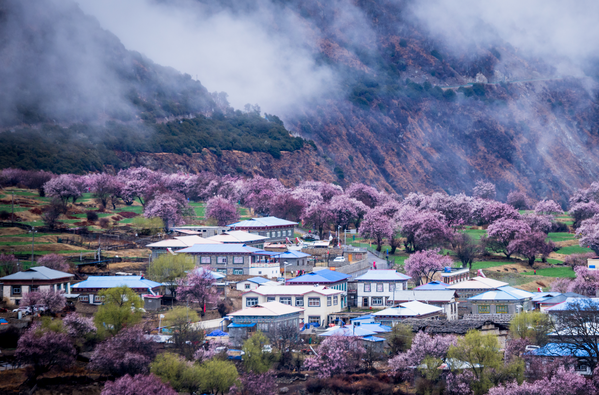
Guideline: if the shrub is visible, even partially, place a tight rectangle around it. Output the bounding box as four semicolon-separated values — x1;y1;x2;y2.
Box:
99;218;110;228
86;211;99;221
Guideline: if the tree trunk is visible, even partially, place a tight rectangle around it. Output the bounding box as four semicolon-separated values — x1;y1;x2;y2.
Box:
528;256;536;267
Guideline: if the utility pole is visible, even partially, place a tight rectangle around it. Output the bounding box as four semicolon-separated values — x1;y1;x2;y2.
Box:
11;191;14;222
30;227;36;266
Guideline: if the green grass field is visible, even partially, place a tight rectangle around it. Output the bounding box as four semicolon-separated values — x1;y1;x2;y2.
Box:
114;206;144;214
471;261;514;270
462;228;486;240
547;232;575;242
523;267;576;278
556;245;593;255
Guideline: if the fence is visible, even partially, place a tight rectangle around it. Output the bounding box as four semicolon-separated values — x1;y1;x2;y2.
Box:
57;237;137;251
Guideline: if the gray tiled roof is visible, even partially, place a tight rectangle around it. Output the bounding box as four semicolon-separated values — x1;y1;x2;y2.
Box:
0;266;74;281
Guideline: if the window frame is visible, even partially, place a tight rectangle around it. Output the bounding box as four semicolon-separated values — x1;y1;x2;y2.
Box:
200;256;211;264
376;283;383;292
308;316;320;324
333;295;338;306
496;305;509;314
280;296;292;305
233;256;244;264
327;296;332;306
79;295;89;302
364;283;371;292
11;286;21;295
217;256;227;264
371;297;384;306
245;284;251;290
295;297;304;307
478;305;490;314
308;297;321;307
246;297;259;307
233;268;243;275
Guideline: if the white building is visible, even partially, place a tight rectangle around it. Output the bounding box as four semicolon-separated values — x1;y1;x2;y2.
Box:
236;277;280;291
1;266;74;305
355;270;411;308
242;285;344;327
147;236;221;260
392;290;459;320
373;300;444;326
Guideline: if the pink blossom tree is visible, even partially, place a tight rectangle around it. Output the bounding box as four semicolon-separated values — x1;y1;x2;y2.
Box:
160;172;192;198
535;199;564;215
570;201;599;227
507;191;529;210
63;312;97;338
481;201;521;224
291;187;324;206
404;249;453;286
388;332;457;380
186;172;218;201
485;218;531;258
101;374;177;395
269;191;306;222
238;371;277;395
330;195;368;230
0;253;19;276
303;335;365;378
551;277;572;293
564;253;596;269
241;176;284;214
359;207;393;251
301;201;333;240
194;342;218;363
144;192;192;229
397;208;453;252
117;167;160;207
567;266;599;296
177;269;219;314
23;170;54;197
37;254;71;272
346;183;381;208
445;370;475;395
20;289;66;314
472;180;496;200
509;232;555;267
205;195;239;226
576;214;599;254
16;323;76;378
89;326;157;377
427;193;474;227
44;174;83;206
522;213;553;234
487;366;593;395
299;181;343;202
86;173;119;207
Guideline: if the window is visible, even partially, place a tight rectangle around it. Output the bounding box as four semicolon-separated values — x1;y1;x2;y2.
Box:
245;284;251;290
233;269;243;275
308;297;321;307
11;286;21;295
478;305;490;314
295;297;304;307
233;256;244;264
327;296;332;306
217;256;227;264
280;297;292;305
288;230;292;236
308;316;320;324
496;305;509;314
389;283;395;292
371;297;383;306
333;296;338;305
364;283;371;292
30;285;39;292
258;323;269;331
200;257;211;264
277;231;281;237
267;296;276;302
79;295;89;302
246;297;259;306
94;295;105;303
376;283;383;292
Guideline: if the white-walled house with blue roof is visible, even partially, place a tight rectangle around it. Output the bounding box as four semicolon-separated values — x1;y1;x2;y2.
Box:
176;243;280;278
355;270;411;308
236;277;280;291
285;269;350;308
468;286;534;316
1;266;74;305
228;216;297;243
276;250;313;272
71;276;164;305
373;300;444;326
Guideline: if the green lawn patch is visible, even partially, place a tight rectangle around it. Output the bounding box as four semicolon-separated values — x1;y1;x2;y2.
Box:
547;232;575;242
471;261;514;270
523;267;576;278
114;206;144;214
556;245;593;255
0;241;51;246
462;228;486;240
189;202;206;217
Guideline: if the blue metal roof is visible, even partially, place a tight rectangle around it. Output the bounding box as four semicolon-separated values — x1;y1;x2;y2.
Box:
414;281;449;290
320;326;377;337
350;314;374;322
546;297;599;311
285;269;350;284
72;276;163;290
247;277;270;284
542;293;588;306
228;323;257;328
530;343;597;358
362;335;385;342
277;250;312;259
177;244;253;254
229;216;297;228
468;286;533;301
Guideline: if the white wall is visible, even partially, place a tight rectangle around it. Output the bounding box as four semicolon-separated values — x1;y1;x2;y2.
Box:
3;282;70;304
236;281;261;291
248;266;279;278
356;281;408;308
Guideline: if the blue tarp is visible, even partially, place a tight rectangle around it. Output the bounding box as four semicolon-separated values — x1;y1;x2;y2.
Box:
228;323;256;328
207;330;228;337
301;322;320;331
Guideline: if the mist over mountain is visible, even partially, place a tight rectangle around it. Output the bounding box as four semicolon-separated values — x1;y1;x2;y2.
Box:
3;0;599;205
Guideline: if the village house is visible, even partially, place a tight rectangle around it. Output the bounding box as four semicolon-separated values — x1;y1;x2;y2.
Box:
242;285;343;327
176;243;280;278
206;230;268;247
536;292;588;311
447;276;508;301
235;277;280;291
0;266;74;305
147;236;222;261
170;225;230;237
354;270;411;308
528;343;594;376
392;290;459;320
276;250;313;273
468;286;533;316
228;216;297;243
437;267;470;285
372;300;444;326
285;269;351;308
413;281;450;290
227;301;303;347
71;275;164;305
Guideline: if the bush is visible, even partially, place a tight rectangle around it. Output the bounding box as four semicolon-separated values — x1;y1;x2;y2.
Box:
99;218;110;228
86;211;99;221
0;210;9;220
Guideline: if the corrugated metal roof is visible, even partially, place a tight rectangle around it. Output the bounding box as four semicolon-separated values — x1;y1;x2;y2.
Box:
247;277;270;284
0;266;74;281
447;276;508;290
228;301;303;317
147;236;220;248
177;243;253;254
244;285;342;296
545;297;599;311
277;250;312;258
207;231;268;243
541;293;587;305
72;276;163;289
468;286;533;301
531;343;597;358
228;216;297;228
414;281;450;290
392;290;457;303
285;269;350;284
373;301;443;317
355;270;411;281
